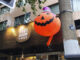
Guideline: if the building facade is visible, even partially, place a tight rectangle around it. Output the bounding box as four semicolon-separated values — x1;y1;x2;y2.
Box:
0;0;80;60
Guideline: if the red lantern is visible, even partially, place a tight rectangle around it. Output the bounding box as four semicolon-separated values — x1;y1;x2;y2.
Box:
34;12;61;46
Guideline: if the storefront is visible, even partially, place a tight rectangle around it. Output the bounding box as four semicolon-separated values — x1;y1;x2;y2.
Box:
0;0;65;60
0;20;63;60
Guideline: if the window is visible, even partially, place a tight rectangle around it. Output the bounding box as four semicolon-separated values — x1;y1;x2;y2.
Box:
14;12;31;27
71;0;80;12
0;20;7;31
0;6;10;15
49;3;60;14
74;19;80;29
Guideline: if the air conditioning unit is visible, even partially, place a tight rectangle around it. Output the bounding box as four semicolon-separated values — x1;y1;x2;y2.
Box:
0;0;16;9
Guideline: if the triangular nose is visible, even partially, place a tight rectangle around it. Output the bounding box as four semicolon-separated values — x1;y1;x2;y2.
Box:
41;16;45;20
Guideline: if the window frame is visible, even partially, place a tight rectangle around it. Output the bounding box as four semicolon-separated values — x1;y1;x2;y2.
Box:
0;6;10;15
0;20;7;31
49;3;60;15
14;12;31;27
74;19;80;30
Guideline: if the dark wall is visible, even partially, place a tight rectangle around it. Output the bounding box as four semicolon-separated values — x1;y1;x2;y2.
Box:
48;55;58;60
0;22;63;55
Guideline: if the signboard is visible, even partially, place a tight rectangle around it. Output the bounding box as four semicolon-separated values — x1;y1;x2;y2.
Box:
18;28;28;40
0;0;16;9
16;25;31;43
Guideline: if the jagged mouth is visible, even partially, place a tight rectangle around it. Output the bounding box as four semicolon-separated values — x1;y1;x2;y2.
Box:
35;17;54;26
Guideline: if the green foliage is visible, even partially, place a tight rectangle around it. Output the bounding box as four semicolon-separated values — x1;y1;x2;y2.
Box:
16;0;46;15
22;7;26;12
16;0;25;7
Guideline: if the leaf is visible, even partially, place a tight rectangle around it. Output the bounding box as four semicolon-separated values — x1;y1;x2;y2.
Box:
39;5;42;9
16;0;46;15
22;7;26;12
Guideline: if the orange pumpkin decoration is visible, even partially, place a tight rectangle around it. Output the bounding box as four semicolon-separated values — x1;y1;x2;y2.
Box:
34;12;61;46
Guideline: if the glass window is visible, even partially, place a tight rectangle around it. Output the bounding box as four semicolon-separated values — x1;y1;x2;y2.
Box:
14;12;31;27
71;0;80;12
0;20;7;31
74;19;80;29
49;3;60;14
0;6;10;15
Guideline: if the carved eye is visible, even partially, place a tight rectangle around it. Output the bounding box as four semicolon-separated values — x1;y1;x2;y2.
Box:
41;16;45;20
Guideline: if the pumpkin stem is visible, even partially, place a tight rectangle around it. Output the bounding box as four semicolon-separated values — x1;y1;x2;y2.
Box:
46;35;53;47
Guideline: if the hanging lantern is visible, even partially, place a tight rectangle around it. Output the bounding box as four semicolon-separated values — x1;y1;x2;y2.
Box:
34;12;61;46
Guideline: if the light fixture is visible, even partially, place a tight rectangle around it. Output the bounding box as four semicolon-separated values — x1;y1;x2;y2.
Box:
6;27;16;36
19;25;25;32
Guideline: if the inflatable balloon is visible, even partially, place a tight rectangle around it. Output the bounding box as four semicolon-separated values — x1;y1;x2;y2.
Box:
34;11;61;46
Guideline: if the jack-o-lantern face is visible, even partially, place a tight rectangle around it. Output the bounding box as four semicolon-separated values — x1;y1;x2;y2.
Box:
35;12;54;26
34;12;61;46
34;12;61;37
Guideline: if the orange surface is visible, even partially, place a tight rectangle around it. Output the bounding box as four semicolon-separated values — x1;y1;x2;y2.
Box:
34;12;61;46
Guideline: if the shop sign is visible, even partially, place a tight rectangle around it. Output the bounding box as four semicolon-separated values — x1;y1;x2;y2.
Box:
16;25;31;43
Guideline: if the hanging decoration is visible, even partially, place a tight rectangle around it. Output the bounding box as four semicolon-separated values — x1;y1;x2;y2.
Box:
43;6;52;12
16;0;46;14
34;7;61;46
43;7;56;17
0;0;46;14
0;0;16;9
